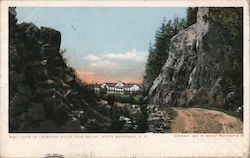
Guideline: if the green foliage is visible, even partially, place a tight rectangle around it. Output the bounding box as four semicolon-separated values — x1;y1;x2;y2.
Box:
133;95;144;105
185;7;244;113
208;8;243;111
100;93;144;105
135;104;148;132
186;7;198;26
107;94;116;106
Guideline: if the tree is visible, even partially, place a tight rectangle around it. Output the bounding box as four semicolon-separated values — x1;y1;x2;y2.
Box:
208;8;243;111
107;94;116;106
173;17;186;34
143;17;187;96
186;7;198;27
143;43;156;95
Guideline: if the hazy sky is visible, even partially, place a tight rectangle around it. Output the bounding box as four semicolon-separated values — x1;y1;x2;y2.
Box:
16;7;187;83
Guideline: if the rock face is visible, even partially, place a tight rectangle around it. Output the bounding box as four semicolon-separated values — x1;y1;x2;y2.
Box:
146;104;171;132
9;8;112;132
148;8;241;107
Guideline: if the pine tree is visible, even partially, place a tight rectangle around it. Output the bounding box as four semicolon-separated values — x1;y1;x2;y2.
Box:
143;43;155;95
186;7;198;27
143;17;187;96
173;17;187;34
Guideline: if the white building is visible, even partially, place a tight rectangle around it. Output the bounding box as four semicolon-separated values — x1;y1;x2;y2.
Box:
93;81;141;95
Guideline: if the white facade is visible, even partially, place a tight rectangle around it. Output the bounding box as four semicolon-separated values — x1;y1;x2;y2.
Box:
94;81;141;94
115;81;124;88
130;85;140;92
101;83;108;89
94;87;100;91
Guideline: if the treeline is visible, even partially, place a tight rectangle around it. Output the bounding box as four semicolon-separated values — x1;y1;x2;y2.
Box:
143;7;198;95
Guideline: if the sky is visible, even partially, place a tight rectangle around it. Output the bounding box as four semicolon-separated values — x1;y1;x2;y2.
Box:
16;7;187;84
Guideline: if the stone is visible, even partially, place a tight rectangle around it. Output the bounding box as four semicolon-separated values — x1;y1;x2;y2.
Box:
61;80;70;88
32;87;45;100
224;91;242;111
61;118;82;132
121;123;132;132
27;103;46;121
9;7;17;26
9;115;21;131
9;71;24;83
39;119;59;132
147;116;161;122
10;93;30;115
46;79;55;85
41;59;47;66
64;74;74;83
51;101;69;125
80;125;88;132
119;116;131;124
40;27;61;49
9;7;17;17
17;84;32;97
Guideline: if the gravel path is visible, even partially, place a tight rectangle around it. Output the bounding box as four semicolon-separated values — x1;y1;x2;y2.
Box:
170;108;243;133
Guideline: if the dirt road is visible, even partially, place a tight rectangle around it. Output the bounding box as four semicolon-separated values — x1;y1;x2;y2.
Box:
170;108;243;133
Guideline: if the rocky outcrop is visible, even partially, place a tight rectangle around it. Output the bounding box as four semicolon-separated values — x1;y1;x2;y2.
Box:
97;100;171;133
146;104;171;132
9;8;112;132
148;8;242;108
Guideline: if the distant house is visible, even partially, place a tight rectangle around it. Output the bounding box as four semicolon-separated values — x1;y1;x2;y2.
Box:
92;81;141;95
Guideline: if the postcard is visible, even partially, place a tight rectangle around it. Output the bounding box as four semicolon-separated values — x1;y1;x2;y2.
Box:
1;0;249;157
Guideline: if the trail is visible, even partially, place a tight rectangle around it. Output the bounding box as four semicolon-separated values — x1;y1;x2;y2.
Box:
170;108;243;133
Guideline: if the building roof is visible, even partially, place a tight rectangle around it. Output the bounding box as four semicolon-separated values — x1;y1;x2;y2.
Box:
106;83;116;87
91;81;142;89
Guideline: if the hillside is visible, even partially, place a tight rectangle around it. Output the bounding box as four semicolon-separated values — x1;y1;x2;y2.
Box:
170;108;243;133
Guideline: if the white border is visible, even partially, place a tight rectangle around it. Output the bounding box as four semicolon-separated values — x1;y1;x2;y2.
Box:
1;1;249;158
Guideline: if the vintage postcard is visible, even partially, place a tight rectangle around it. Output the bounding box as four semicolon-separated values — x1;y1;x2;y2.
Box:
1;0;250;157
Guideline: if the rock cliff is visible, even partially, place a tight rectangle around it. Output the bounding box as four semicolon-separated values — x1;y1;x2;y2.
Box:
9;8;112;132
148;8;242;108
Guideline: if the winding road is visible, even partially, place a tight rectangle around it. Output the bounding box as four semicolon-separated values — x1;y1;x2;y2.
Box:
170;108;243;133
